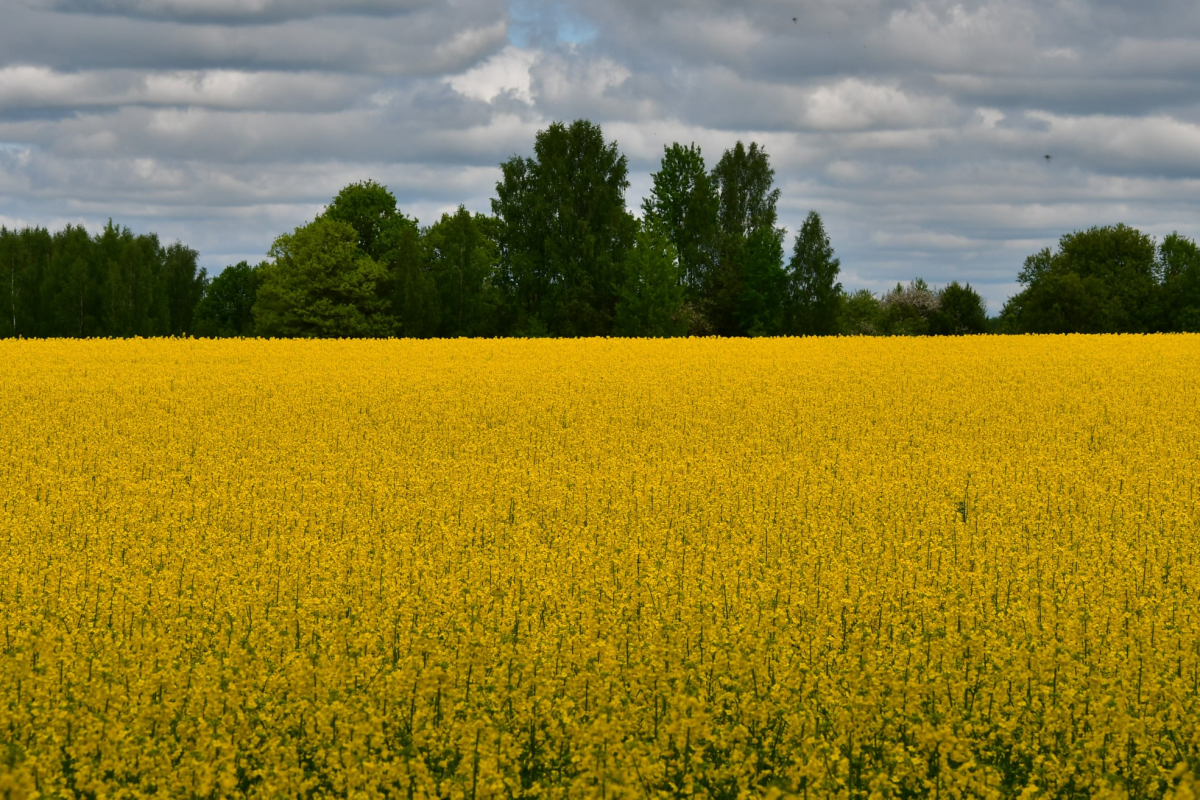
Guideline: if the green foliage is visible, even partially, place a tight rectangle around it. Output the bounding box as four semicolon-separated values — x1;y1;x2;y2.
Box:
709;141;783;336
785;211;842;336
643;143;719;301
14;118;1197;341
880;279;939;336
424;207;501;337
1158;232;1200;332
838;289;883;336
1005;224;1160;333
254;217;392;338
492;119;636;337
324;180;406;264
193;261;263;337
0;221;206;338
614;222;686;337
389;219;439;338
736;226;787;337
930;282;988;335
163;243;207;336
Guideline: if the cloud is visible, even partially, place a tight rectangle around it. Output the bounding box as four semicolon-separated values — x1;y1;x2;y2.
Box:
35;0;433;24
1;0;1199;313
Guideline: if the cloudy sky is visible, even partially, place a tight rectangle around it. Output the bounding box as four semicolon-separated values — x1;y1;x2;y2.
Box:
3;0;1199;310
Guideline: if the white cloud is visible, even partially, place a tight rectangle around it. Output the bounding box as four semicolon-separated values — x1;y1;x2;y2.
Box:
448;45;538;104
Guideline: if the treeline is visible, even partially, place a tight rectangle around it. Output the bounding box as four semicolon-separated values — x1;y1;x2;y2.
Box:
4;119;1199;339
0;222;206;338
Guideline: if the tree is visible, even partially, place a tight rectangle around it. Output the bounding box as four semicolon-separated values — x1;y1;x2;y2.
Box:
930;281;987;335
880;279;939;336
424;207;501;337
163;242;207;336
389;218;440;338
47;225;103;337
493;119;636;336
785;211;842;336
254;217;392;338
324;180;405;264
194;261;262;337
643;143;719;304
709;141;783;335
95;221;170;337
736;226;787;336
323;180;438;337
1004;224;1159;333
838;289;883;335
614;221;686;337
1;226;51;337
1158;232;1200;332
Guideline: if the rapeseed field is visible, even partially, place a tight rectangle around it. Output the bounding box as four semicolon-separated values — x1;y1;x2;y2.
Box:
1;337;1198;799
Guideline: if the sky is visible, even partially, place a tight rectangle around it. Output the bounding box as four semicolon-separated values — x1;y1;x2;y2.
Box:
2;0;1200;311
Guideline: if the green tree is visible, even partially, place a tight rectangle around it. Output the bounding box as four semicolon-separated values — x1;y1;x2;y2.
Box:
1;227;52;337
784;211;842;336
389;219;439;338
324;180;405;264
736;226;786;336
1158;232;1200;332
709;141;782;335
1002;272;1111;333
47;225;103;337
614;221;686;337
424;207;501;337
254;217;392;338
194;261;263;337
880;279;938;336
96;221;170;337
323;180;438;337
837;289;883;335
1004;224;1160;333
642;143;719;304
163;243;207;336
493;120;636;336
929;281;987;335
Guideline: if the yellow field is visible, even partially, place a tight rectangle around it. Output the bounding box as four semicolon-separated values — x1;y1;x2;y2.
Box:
1;337;1198;799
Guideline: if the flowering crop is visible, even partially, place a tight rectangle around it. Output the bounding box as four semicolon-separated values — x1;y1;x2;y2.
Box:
1;337;1198;799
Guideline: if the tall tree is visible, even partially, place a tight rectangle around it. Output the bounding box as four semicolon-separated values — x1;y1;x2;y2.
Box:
642;143;719;305
614;221;686;337
784;211;842;336
163;242;207;336
323;180;437;336
709;141;783;335
424;207;501;337
492;120;636;336
0;227;52;337
736;226;787;336
194;261;263;337
47;225;102;337
254;217;392;338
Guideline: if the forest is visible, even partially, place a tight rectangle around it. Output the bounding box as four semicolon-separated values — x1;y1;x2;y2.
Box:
3;119;1199;339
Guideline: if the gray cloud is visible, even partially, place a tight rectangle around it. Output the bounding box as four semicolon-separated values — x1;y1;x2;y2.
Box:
2;0;1199;312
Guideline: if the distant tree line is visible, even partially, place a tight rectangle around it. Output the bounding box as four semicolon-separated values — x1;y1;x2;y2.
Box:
4;119;1199;339
0;222;206;338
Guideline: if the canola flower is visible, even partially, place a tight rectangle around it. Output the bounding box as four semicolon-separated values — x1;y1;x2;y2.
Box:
0;336;1198;799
